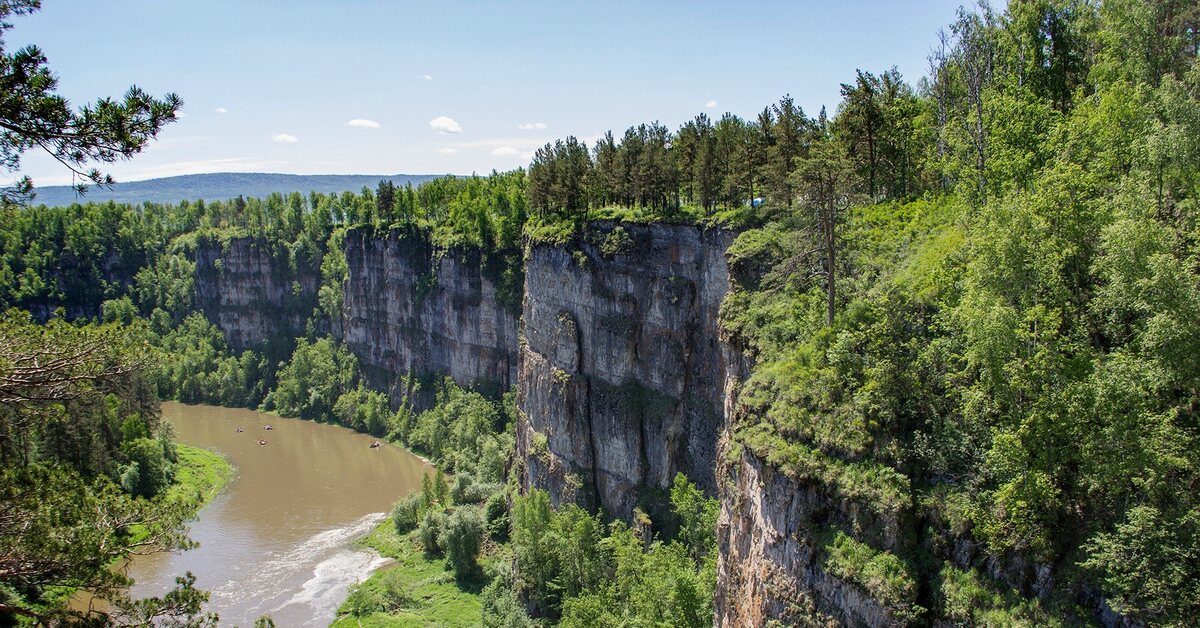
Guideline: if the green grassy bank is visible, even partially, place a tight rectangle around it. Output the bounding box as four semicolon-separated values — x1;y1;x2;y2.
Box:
167;444;236;508
331;521;501;627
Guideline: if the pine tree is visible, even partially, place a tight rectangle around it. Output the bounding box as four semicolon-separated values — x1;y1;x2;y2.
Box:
0;1;181;204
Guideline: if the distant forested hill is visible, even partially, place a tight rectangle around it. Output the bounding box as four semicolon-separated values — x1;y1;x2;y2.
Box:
32;172;446;207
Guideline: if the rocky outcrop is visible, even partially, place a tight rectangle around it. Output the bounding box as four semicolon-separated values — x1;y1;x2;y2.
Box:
192;237;319;351
716;447;900;627
341;226;519;403
515;222;737;519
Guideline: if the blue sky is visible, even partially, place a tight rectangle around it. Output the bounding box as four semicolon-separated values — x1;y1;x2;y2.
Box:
10;1;967;185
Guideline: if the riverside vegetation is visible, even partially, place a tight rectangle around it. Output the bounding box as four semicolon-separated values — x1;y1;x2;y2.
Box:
3;0;1200;625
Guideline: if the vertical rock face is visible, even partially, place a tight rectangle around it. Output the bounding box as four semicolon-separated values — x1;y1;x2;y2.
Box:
341;227;520;402
715;448;900;627
515;222;737;519
192;238;319;351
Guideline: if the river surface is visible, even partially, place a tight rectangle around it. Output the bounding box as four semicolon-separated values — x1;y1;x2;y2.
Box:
128;402;429;627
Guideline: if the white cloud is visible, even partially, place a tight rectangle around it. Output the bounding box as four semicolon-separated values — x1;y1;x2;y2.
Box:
492;146;520;156
429;116;463;134
438;147;457;154
175;111;190;119
215;107;228;114
346;118;381;128
420;74;433;81
705;100;718;108
517;122;548;131
271;133;299;143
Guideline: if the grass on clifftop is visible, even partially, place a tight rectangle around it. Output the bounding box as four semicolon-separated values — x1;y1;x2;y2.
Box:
331;520;501;627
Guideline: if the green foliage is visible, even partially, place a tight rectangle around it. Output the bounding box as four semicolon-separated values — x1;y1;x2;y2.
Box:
261;336;359;421
434;467;450;507
335;522;488;627
480;577;533;628
407;379;510;484
0;1;181;203
5;2;1200;624
556;525;714;628
711;4;1200;623
167;444;234;507
439;506;485;580
341;568;414;617
317;227;349;324
101;296;138;325
419;508;447;556
0;313;220;624
151;312;267;407
134;252;196;321
821;529;922;621
510;489;558;613
120;437;174;498
669;472;719;561
935;562;1058;627
333;384;395;436
598;226;633;257
1081;505;1200;624
484;491;510;541
511;486;716;624
392;493;424;534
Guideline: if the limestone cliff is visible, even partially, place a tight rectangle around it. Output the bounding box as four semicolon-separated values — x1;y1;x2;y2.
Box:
190;223;1126;627
715;445;905;627
192;237;319;351
341;226;519;403
514;222;737;519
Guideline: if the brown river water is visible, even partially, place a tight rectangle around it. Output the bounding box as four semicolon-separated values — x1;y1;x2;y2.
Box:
126;402;429;626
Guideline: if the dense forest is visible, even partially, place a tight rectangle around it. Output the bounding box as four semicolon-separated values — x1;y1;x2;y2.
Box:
3;0;1200;625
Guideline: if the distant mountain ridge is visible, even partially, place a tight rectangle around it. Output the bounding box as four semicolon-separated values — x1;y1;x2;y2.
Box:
31;172;448;207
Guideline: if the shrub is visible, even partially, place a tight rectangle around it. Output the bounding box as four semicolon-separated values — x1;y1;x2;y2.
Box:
481;576;533;628
418;508;447;555
392;493;423;534
120;437;173;498
440;506;486;580
342;569;413;616
450;474;473;504
822;529;922;621
485;492;511;541
600;226;633;257
454;476;500;505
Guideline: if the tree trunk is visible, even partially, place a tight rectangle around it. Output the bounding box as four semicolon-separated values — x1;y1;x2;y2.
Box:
826;202;836;327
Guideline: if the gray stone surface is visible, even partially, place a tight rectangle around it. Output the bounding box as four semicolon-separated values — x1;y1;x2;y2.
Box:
515;222;738;519
192;238;319;351
342;227;519;403
715;447;901;627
